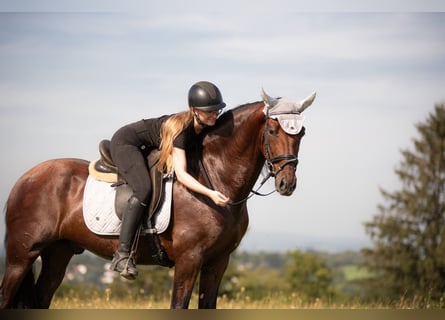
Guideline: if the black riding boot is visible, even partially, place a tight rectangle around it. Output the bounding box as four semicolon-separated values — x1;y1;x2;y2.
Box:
110;195;145;280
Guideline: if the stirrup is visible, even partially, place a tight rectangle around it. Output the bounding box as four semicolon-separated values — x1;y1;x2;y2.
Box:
110;252;138;280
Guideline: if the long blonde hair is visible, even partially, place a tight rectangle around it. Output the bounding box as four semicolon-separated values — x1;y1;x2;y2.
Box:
157;110;194;172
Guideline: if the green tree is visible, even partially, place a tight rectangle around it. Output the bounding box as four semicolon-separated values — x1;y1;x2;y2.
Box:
363;104;445;302
285;249;336;301
220;252;287;301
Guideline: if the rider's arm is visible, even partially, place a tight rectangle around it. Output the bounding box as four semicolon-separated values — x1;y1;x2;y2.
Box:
171;147;229;206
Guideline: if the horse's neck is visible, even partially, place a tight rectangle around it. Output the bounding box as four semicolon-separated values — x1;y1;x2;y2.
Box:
203;103;266;200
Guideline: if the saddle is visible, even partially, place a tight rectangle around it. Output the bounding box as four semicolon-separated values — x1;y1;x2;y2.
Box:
88;140;174;268
93;139;165;221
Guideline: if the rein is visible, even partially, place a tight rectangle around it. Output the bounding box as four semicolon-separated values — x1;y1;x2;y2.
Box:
198;158;276;206
198;114;299;207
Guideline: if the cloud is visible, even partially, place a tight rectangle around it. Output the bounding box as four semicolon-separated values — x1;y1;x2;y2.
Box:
1;10;444;251
186;13;445;66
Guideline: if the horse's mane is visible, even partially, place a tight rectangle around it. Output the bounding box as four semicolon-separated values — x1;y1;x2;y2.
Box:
203;101;263;139
197;100;265;170
191;100;266;194
222;100;262;119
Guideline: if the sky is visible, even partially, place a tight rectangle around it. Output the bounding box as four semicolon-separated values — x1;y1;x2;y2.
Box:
1;1;445;252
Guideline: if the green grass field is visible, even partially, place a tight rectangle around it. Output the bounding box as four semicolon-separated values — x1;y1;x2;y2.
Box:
50;290;441;309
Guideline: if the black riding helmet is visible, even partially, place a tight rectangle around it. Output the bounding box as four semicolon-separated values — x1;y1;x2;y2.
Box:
188;81;226;111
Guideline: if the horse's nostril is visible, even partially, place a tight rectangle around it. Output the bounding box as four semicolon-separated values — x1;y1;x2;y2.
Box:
277;178;289;192
279;179;287;190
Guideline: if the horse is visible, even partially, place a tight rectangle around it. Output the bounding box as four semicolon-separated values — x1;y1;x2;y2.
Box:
0;89;315;309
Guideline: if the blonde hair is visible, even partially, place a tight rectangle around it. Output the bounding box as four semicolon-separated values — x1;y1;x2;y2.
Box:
157;110;194;172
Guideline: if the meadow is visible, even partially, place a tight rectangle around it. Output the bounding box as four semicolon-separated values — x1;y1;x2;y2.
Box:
50;289;442;309
2;251;444;310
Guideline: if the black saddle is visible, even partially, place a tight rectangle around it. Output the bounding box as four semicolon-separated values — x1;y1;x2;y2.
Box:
95;139;165;221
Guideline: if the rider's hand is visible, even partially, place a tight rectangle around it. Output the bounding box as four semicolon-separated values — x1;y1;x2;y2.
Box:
209;190;230;207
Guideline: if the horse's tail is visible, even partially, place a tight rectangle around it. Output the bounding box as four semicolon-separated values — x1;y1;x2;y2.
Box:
3;200;8;253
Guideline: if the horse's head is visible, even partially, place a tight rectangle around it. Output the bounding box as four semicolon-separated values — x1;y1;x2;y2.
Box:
260;89;316;196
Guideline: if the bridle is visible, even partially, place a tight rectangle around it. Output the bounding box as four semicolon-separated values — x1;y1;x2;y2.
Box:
197;112;303;206
230;117;300;203
262;117;299;178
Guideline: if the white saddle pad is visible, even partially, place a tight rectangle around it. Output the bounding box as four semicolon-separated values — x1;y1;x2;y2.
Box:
83;175;173;235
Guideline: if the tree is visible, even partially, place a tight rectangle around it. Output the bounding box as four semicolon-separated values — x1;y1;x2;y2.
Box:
219;252;288;301
363;104;445;302
285;249;336;301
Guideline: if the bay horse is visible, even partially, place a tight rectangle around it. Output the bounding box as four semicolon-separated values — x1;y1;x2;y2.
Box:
0;89;315;309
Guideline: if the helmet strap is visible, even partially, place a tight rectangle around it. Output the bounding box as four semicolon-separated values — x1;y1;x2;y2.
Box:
193;112;207;128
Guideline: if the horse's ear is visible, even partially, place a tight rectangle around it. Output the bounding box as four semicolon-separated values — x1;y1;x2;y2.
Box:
297;91;316;113
261;88;278;108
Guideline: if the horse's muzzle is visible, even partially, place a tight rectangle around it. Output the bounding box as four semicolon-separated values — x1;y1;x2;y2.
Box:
275;172;297;196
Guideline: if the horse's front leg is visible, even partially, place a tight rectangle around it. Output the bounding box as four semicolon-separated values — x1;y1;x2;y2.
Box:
198;254;230;309
170;251;203;309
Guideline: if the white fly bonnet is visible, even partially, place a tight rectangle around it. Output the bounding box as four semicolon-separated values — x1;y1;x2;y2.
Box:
261;89;316;135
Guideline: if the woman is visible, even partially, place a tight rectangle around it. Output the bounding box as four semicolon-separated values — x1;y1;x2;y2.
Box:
109;81;230;279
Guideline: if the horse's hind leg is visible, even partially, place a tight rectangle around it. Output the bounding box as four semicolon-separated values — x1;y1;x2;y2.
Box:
35;240;81;308
0;253;39;309
12;268;38;308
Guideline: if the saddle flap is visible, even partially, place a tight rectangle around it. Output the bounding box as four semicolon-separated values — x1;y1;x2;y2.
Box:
83;175;173;236
147;149;163;218
114;149;165;221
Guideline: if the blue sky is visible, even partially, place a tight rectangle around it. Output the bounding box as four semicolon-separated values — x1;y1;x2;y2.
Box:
1;2;445;252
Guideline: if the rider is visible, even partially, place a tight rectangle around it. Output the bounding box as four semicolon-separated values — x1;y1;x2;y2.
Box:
109;81;230;279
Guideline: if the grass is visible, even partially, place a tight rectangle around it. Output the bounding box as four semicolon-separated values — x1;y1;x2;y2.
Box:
50;290;443;309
